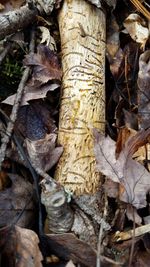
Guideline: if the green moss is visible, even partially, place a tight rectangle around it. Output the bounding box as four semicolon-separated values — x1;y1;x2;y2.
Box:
2;57;23;85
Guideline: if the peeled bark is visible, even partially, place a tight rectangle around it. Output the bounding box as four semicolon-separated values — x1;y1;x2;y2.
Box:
55;0;106;195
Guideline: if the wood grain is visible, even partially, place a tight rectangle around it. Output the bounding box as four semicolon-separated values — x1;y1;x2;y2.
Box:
55;0;106;195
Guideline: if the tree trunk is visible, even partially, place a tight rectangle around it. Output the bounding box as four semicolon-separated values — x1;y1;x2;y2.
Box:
55;0;106;195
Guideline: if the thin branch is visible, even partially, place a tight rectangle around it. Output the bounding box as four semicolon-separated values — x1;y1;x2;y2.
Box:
0;42;11;64
96;193;108;267
0;3;37;41
0;29;35;169
0;0;57;41
128;207;135;267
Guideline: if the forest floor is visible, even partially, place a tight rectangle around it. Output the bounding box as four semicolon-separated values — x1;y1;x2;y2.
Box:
0;0;150;266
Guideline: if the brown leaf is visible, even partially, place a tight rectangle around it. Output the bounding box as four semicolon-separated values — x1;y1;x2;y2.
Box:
94;129;150;209
116;127;149;168
0;225;42;267
106;14;120;59
133;250;150;267
138;50;150;130
116;127;136;158
26;133;63;172
126;204;142;225
0;0;25;13
123;109;138;130
109;48;124;79
3;83;59;106
104;179;119;198
93;130;122;183
0;171;10;191
0;174;35;228
3;45;62;106
24;44;62;85
16;226;43;267
45;233;96;267
123;14;149;48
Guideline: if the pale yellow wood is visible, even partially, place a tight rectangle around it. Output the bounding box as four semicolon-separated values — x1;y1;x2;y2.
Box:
55;0;106;195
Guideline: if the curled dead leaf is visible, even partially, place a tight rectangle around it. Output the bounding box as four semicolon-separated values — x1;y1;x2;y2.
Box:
0;225;43;267
26;133;63;172
123;14;149;49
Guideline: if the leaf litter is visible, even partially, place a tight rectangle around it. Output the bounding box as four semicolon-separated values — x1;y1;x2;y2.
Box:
1;0;150;266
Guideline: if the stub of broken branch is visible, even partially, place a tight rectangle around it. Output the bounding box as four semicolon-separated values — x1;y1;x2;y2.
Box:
55;0;106;195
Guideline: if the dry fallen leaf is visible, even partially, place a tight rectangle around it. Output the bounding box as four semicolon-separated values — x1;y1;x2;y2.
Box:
2;44;62;106
106;14;120;59
0;225;43;267
39;26;57;51
3;83;59;106
126;204;142;225
16;226;43;267
94;128;150;209
115;127;137;158
0;174;35;228
65;260;76;267
0;3;5;11
0;0;25;13
87;0;116;8
26;133;63;172
45;233;96;266
24;44;62;85
0;171;10;191
123;14;149;49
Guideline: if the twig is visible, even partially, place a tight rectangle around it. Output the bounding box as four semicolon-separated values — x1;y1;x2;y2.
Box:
128;207;135;267
0;108;44;235
96;193;108;267
0;29;35;169
0;0;57;41
0;42;11;64
0;3;37;41
113;223;150;242
130;0;150;21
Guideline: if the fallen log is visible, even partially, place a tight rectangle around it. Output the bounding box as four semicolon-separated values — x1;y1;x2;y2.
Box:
55;0;106;195
41;0;109;252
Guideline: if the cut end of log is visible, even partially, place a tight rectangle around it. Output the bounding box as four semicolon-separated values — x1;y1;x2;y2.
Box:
55;0;106;195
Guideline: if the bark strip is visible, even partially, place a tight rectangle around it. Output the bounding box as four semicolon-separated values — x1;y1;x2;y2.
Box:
55;0;106;195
